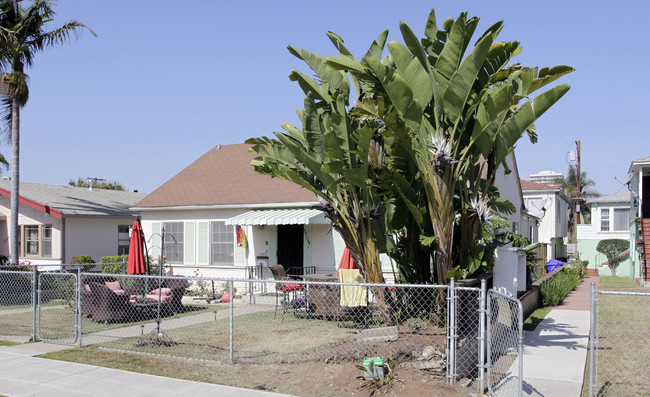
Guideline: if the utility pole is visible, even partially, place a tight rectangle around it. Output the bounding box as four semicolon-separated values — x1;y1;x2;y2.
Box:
576;140;581;211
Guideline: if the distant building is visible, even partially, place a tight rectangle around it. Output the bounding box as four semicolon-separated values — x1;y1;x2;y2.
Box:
529;170;563;187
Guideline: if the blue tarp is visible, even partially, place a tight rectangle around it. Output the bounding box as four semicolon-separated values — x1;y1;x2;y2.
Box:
546;259;566;273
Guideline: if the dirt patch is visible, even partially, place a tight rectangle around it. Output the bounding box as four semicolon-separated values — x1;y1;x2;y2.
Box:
45;343;477;396
235;361;472;397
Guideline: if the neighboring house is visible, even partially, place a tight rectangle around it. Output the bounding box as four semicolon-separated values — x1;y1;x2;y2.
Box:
576;191;632;278
521;179;569;263
625;156;650;284
133;144;534;291
492;154;538;295
0;181;146;265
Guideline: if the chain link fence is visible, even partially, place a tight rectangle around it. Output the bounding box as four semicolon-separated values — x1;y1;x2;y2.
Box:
0;268;528;394
486;289;523;397
0;269;36;339
589;288;650;396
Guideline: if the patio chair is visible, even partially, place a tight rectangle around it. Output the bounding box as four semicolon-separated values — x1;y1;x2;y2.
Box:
145;277;189;315
86;282;137;323
269;265;305;320
337;269;370;327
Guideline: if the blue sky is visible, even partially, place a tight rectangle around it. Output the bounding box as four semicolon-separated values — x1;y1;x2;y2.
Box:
3;1;649;195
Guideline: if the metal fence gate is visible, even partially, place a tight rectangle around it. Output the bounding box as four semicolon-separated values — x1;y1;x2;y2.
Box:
588;286;650;396
486;289;523;397
37;272;79;344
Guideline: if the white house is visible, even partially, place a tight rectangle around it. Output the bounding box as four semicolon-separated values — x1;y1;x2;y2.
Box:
0;181;146;265
132;143;345;279
133;144;533;293
521;179;569;263
491;154;538;295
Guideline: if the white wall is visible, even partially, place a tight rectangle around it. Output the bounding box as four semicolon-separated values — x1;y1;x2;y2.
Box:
64;216;135;264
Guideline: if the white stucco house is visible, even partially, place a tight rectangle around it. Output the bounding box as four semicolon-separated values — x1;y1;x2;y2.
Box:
0;181;146;265
132;143;346;279
521;179;569;263
133;144;534;295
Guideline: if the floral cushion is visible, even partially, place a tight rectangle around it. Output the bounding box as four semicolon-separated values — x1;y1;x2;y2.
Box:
145;294;172;302
104;281;122;291
148;288;173;296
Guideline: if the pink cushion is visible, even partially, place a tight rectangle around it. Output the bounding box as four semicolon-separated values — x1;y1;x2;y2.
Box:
146;294;172;302
84;284;91;292
112;289;125;296
148;288;172;296
104;281;121;291
220;293;230;303
283;283;303;291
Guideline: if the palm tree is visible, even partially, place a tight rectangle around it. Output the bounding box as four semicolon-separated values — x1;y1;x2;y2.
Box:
0;0;94;263
552;165;599;240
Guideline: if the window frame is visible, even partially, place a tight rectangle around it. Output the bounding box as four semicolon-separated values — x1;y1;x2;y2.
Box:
210;221;234;266
118;225;130;256
600;208;610;232
162;222;184;264
20;225;53;258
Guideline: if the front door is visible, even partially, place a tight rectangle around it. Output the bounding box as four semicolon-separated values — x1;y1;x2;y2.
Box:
277;224;304;276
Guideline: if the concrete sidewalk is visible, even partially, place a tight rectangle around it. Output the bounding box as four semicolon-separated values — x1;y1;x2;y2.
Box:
521;275;598;396
0;342;293;397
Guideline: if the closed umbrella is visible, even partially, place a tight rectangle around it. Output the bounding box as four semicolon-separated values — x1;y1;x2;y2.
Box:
337;246;357;276
127;219;147;275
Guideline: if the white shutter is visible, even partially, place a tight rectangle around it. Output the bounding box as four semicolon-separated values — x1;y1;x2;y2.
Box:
198;221;209;265
184;222;195;265
151;223;161;262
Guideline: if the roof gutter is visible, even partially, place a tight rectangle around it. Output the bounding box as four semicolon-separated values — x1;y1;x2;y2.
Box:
131;201;320;212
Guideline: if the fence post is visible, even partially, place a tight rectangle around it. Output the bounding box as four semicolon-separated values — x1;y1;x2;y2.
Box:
588;281;596;397
478;279;486;394
229;279;234;364
517;297;524;397
447;278;456;385
31;266;37;342
77;269;83;348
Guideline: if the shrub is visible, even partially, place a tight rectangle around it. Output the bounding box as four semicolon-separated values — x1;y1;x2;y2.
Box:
100;255;129;274
540;268;581;306
70;255;96;264
70;255;98;272
596;239;628;277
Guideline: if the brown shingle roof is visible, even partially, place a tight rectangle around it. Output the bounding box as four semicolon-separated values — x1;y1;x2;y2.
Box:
134;143;317;208
520;179;559;191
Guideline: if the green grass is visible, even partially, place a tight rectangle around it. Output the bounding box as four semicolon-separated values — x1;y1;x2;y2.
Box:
95;310;353;363
523;306;552;332
599;276;635;284
0;340;20;346
0;303;218;340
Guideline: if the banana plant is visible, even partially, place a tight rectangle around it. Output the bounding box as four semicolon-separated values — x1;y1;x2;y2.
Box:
248;8;573;288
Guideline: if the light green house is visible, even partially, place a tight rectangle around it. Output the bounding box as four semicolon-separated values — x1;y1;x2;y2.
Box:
576;191;633;278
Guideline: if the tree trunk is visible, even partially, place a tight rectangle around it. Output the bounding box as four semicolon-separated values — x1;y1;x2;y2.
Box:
10;96;20;263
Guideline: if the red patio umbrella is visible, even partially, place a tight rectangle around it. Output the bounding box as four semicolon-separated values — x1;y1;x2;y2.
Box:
126;219;147;275
337;246;357;276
